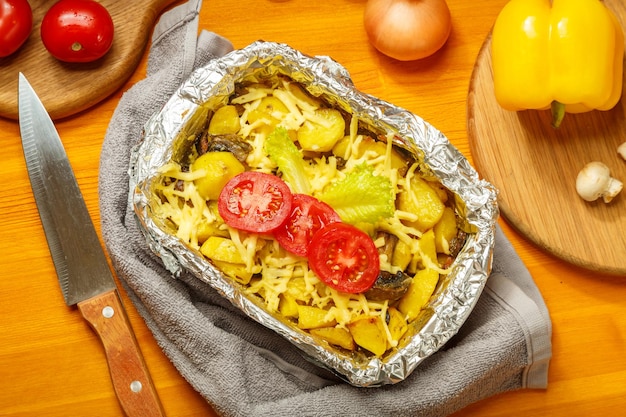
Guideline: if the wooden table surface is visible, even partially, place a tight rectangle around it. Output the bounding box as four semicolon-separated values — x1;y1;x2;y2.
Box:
1;1;625;416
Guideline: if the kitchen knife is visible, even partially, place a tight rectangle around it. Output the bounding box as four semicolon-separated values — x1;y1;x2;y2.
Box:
18;73;166;417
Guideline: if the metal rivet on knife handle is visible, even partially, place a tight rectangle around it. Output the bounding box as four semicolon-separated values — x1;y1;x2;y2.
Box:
102;306;115;318
130;380;143;393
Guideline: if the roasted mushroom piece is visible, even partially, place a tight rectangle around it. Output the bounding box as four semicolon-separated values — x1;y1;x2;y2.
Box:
196;133;252;164
365;270;412;302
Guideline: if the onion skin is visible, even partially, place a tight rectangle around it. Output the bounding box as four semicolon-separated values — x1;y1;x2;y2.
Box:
364;0;452;61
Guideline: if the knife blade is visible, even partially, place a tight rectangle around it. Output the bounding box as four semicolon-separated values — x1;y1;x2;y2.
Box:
18;73;166;417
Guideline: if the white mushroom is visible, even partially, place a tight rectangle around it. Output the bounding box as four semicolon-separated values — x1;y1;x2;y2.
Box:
618;142;626;161
575;161;623;203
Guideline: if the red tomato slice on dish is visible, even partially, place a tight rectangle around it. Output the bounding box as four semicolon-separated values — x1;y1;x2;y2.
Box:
218;171;293;233
274;194;341;257
308;222;380;294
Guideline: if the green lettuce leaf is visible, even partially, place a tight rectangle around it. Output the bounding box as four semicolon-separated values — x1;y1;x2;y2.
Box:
264;126;311;194
319;163;394;224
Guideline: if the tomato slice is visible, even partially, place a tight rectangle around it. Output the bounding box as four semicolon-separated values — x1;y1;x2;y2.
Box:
218;171;293;233
308;222;380;294
274;194;341;256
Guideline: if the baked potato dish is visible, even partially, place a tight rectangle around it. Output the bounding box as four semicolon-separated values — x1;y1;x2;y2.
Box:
150;75;467;358
131;41;497;386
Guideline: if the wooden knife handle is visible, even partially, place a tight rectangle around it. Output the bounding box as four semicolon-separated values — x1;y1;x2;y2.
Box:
78;289;166;417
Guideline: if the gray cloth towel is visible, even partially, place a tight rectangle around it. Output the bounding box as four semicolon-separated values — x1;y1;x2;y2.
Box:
99;1;553;415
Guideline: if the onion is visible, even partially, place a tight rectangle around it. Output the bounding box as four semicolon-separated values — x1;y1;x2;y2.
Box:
364;0;452;61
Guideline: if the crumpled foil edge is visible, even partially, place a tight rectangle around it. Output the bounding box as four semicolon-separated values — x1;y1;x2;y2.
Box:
129;41;499;387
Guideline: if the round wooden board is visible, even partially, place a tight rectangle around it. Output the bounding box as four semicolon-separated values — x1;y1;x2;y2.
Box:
467;0;626;276
0;0;179;120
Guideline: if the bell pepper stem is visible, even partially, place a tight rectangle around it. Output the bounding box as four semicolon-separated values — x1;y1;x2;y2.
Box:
551;101;565;128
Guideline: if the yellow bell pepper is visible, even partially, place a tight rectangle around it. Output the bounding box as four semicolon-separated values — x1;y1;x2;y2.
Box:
491;0;624;128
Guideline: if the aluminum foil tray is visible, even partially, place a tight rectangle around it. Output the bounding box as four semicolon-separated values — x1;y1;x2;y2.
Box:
129;40;499;387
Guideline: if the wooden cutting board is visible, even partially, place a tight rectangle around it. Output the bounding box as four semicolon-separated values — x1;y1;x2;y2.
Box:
467;0;626;276
0;0;179;120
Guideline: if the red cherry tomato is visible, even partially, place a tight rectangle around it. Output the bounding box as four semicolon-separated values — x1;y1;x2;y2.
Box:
218;171;293;234
41;0;114;63
308;222;380;294
274;194;341;257
0;0;33;58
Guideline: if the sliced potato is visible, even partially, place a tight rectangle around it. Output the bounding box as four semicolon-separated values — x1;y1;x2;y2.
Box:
200;236;245;264
192;152;245;200
286;82;322;108
434;207;458;254
332;135;407;172
208;105;241;134
247;96;289;135
387;307;408;345
347;315;387;356
427;180;449;204
419;229;438;267
196;219;229;244
398;175;445;232
297;108;345;152
257;96;289;115
212;260;253;285
297;305;336;329
391;239;413;272
285;277;311;304
279;294;299;318
196;202;229;244
310;326;355;350
397;267;440;321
